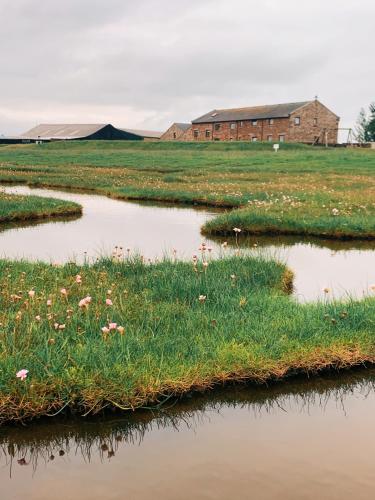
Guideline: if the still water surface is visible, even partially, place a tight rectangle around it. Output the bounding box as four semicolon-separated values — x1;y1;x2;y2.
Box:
1;185;374;301
1;370;375;500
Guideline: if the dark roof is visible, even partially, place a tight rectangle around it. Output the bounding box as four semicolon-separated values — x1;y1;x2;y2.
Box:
174;123;191;131
192;101;313;124
21;124;108;140
120;128;163;139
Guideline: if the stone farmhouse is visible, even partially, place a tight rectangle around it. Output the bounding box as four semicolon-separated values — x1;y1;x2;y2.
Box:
190;100;339;144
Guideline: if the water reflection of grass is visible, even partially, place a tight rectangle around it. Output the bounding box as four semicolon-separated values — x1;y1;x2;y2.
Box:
0;141;374;239
0;191;82;224
0;255;374;424
1;368;375;471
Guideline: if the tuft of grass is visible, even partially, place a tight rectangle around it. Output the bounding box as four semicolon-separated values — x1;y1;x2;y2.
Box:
0;255;374;424
0;191;82;224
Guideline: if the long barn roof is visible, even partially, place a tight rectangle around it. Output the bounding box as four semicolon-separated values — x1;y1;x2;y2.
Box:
192;101;313;124
120;128;163;139
21;124;109;140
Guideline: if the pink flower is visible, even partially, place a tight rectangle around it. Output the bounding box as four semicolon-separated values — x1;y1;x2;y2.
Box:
75;275;82;284
35;315;41;321
117;326;125;335
46;299;52;307
28;290;35;298
60;288;67;296
108;322;117;330
101;326;110;334
79;296;92;308
16;369;29;381
106;298;113;306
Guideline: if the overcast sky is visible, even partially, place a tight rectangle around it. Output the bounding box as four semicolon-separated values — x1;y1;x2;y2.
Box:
0;0;373;136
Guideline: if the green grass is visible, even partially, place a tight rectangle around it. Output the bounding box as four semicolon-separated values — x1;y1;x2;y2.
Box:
0;191;82;224
0;141;374;238
0;255;374;424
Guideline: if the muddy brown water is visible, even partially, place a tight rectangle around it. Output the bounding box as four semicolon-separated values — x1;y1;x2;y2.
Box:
1;185;374;302
1;186;375;498
1;369;375;500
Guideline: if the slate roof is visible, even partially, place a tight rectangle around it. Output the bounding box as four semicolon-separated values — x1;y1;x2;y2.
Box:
21;124;108;140
192;101;313;124
174;123;191;131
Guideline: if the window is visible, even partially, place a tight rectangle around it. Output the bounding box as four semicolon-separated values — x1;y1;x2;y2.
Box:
252;136;258;142
279;134;285;142
193;129;199;138
313;118;318;127
294;117;301;126
269;119;274;125
205;129;211;138
230;123;236;130
173;132;177;139
214;123;221;131
252;120;258;126
267;135;273;142
239;121;244;127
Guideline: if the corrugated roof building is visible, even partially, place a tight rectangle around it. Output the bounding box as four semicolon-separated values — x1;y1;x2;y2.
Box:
20;124;143;141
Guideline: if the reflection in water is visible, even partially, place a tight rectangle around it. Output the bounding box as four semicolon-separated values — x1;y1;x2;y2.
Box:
1;369;375;499
0;185;374;301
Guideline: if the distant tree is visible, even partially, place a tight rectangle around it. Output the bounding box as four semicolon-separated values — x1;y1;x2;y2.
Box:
367;102;375;141
355;103;375;142
355;107;369;143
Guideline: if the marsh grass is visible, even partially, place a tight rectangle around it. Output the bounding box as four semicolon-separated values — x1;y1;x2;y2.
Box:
0;255;374;424
0;141;374;238
0;191;81;223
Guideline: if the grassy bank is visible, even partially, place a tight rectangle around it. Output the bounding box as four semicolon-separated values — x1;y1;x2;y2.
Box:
0;191;82;224
0;141;374;238
0;255;374;424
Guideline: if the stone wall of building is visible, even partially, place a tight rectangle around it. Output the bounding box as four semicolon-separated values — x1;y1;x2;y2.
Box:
289;101;339;144
191;118;290;142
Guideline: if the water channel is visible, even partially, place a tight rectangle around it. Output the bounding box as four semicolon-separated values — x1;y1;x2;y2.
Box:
1;185;374;302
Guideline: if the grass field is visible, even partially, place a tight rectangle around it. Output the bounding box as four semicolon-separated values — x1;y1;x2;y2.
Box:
0;141;374;239
0;255;374;423
0;190;81;224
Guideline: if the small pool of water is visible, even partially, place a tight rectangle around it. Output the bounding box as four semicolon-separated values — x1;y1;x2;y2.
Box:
0;185;374;302
1;369;375;500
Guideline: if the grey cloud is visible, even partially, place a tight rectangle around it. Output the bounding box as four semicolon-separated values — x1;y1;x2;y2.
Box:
0;0;374;134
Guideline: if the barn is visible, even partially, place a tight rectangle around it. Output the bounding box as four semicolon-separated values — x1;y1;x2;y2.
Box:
191;100;340;144
161;123;192;141
17;124;144;142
